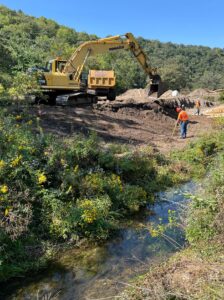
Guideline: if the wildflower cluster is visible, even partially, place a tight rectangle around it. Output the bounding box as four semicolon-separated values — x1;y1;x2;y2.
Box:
38;172;47;185
79;199;98;224
0;185;8;194
11;155;22;167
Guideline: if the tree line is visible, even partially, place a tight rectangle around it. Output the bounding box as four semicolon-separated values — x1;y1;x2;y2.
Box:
1;5;224;94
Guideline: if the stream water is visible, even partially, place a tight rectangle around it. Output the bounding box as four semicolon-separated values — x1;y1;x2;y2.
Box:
3;181;198;300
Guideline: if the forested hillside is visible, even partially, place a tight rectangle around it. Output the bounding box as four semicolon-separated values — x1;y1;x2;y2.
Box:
1;4;224;92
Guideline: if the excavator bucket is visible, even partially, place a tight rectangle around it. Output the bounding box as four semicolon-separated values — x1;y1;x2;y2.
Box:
146;75;165;98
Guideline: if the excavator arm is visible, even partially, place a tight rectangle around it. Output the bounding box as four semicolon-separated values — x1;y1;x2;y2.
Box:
63;33;161;95
124;33;161;83
63;35;130;80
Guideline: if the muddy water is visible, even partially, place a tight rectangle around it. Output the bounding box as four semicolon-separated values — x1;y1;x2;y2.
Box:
4;181;198;300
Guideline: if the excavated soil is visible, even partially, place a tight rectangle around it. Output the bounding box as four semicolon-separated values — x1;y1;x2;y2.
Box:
31;88;217;153
204;104;224;117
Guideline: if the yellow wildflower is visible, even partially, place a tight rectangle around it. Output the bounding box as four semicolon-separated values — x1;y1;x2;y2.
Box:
74;165;79;174
5;208;9;216
11;155;22;167
0;185;8;194
79;199;97;224
150;228;159;237
38;172;47;185
15;115;22;121
60;159;66;166
0;160;5;169
27;120;33;125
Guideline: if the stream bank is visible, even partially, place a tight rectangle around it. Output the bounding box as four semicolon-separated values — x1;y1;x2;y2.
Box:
3;181;198;300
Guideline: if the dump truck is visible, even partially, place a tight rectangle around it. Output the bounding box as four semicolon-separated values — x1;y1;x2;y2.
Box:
35;33;162;105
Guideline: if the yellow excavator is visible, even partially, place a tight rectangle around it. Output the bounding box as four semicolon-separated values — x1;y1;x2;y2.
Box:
36;33;162;105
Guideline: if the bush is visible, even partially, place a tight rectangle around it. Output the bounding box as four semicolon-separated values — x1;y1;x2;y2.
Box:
0;107;192;281
218;91;224;102
120;185;147;212
186;138;224;246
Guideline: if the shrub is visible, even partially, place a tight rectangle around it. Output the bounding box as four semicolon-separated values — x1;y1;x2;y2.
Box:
120;184;147;212
218;91;224;102
0;107;191;281
186;145;224;246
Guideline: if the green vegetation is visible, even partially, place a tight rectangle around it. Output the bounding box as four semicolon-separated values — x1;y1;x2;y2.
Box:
1;4;224;295
186;131;224;247
1;5;224;94
120;125;224;300
218;91;224;102
0;107;190;282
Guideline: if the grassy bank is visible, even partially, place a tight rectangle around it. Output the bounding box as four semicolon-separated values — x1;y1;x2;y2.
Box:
120;121;224;299
0;107;194;282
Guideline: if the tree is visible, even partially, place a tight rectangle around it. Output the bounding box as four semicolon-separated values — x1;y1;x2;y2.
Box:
160;58;188;90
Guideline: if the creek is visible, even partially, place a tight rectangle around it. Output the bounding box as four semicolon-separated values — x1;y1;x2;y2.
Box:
4;181;198;300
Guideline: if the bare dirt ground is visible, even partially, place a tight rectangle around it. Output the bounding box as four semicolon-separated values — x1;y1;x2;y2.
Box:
31;88;219;153
32;107;214;154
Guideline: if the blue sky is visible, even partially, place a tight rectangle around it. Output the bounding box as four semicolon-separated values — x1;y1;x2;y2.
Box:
1;0;224;48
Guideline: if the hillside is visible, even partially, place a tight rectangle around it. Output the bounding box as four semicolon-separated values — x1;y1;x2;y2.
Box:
1;5;224;93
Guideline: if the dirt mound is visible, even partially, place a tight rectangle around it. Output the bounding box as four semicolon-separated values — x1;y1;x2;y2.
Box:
188;88;212;98
116;88;151;102
95;99;176;120
204;104;224;117
95;87;215;124
159;89;184;99
95;95;197;119
188;88;221;102
117;87;221;103
117;88;215;109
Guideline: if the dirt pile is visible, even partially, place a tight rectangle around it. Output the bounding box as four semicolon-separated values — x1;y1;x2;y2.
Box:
94;98;177;120
95;89;206;120
158;88;220;107
159;89;184;99
204;104;224;117
108;88;215;117
116;88;150;102
188;88;221;101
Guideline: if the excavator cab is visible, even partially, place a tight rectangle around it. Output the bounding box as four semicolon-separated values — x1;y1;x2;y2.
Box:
45;59;67;73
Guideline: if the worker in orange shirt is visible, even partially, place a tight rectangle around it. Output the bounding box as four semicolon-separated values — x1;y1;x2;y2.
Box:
195;99;201;115
177;105;189;139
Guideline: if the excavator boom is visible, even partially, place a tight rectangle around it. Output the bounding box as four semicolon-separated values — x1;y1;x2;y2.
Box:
62;32;161;95
63;36;130;80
